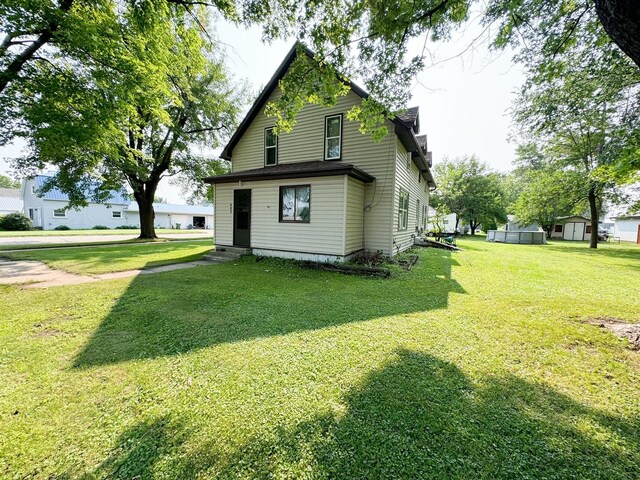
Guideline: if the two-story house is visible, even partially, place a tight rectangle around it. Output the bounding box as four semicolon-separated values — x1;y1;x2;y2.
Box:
206;44;436;262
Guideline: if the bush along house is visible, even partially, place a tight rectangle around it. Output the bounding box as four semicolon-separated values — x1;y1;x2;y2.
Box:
206;44;436;262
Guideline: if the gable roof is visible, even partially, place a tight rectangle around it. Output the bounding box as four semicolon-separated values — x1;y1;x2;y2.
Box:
220;42;435;188
126;202;213;215
205;160;375;184
33;175;130;205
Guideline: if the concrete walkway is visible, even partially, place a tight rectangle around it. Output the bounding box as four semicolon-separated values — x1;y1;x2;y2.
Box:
0;231;212;247
0;258;217;289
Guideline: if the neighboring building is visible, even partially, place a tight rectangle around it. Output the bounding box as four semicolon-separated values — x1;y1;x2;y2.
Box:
426;206;457;233
22;175;130;230
612;215;640;243
0;188;23;215
126;203;213;230
550;215;592;242
205;44;436;262
503;215;540;232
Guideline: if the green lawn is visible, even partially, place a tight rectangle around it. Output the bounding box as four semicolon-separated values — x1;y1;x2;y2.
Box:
0;228;211;237
1;239;213;274
1;237;639;479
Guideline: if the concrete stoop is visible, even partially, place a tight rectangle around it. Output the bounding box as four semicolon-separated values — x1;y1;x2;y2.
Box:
202;246;251;263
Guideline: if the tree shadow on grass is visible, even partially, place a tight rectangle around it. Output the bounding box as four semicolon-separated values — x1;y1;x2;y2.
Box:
544;242;640;263
211;349;640;479
83;350;639;479
73;250;464;368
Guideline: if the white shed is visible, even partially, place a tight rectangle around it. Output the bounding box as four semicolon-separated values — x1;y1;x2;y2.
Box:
613;215;640;243
550;216;592;242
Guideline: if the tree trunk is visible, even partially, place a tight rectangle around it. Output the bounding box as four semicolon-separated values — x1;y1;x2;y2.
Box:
470;221;477;235
133;181;159;239
595;0;640;69
588;185;599;249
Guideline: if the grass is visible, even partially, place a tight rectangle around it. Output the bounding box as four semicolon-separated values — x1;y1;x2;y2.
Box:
0;237;639;479
0;228;211;237
1;239;213;274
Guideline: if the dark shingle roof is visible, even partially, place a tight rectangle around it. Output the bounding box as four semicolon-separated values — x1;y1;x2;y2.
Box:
205;161;375;184
416;134;427;153
397;107;419;128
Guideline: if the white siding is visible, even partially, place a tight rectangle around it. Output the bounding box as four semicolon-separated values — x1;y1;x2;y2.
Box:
392;139;430;254
231;89;397;254
215;176;346;256
614;218;640;243
344;177;365;254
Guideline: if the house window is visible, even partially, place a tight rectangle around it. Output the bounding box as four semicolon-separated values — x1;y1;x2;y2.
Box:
280;185;310;223
112;211;122;218
422;205;428;230
397;189;409;231
31;185;36;194
53;208;67;218
585;225;592;234
265;127;278;166
417;199;421;228
406;152;412;170
554;224;563;233
325;114;342;160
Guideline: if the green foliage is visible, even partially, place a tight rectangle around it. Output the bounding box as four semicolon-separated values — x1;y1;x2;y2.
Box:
0;211;31;230
0;174;20;188
513;168;586;235
53;225;70;230
92;225;109;230
432;155;507;234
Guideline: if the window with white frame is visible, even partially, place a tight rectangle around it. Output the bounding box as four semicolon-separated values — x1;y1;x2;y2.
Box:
112;210;122;218
397;189;409;231
31;185;36;194
53;208;67;218
325;114;342;160
265;127;278;166
422;205;428;229
406;152;412;170
280;185;311;223
417;199;421;228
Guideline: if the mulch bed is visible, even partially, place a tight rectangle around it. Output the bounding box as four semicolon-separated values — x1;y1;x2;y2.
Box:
586;317;640;350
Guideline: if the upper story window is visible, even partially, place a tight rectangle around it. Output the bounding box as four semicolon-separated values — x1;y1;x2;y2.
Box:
280;185;311;223
53;208;67;218
325;114;342;160
406;152;412;170
31;185;36;194
265;127;278;166
397;189;409;231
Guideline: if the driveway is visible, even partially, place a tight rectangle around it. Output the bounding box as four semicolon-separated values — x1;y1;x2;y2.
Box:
0;231;213;247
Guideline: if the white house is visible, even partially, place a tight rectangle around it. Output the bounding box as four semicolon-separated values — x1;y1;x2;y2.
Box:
0;188;23;215
22;175;130;230
205;43;436;262
613;215;640;243
426;206;457;233
126;203;213;230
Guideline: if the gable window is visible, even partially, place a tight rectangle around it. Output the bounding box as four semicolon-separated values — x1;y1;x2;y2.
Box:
265;127;278;166
397;189;409;231
554;224;563;233
280;185;310;223
406;152;412;170
112;211;122;218
53;208;67;218
325;114;342;160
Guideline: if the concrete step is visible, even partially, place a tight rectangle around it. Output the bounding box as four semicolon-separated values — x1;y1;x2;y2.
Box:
202;254;234;263
213;246;251;255
202;246;251;263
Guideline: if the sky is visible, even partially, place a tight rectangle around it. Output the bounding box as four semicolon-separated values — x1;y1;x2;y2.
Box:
0;14;524;204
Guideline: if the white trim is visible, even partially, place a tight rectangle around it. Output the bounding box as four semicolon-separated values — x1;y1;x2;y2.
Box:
111;210;122;218
264;127;278;166
325;114;342;160
52;208;67;218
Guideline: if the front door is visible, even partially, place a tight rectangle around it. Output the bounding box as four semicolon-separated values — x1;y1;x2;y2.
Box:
233;189;251;247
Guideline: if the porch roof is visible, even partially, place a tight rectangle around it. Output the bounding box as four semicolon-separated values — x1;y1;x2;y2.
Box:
204;161;375;185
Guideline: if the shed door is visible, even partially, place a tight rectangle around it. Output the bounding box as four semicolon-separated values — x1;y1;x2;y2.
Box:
563;223;575;240
573;222;585;241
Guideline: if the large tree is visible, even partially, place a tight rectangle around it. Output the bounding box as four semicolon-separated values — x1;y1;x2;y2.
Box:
432;155;507;235
0;174;20;188
12;3;241;238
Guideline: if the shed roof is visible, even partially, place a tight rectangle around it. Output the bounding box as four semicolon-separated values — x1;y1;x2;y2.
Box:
0;188;23;212
205;160;375;184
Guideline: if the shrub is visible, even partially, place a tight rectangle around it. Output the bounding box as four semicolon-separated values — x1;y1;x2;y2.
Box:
92;225;110;230
0;212;32;231
352;249;385;267
54;225;71;230
115;225;138;229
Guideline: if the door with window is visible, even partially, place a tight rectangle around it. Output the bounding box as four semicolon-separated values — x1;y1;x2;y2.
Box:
233;189;251;247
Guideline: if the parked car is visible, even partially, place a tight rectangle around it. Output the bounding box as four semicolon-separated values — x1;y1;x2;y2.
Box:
597;228;609;241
